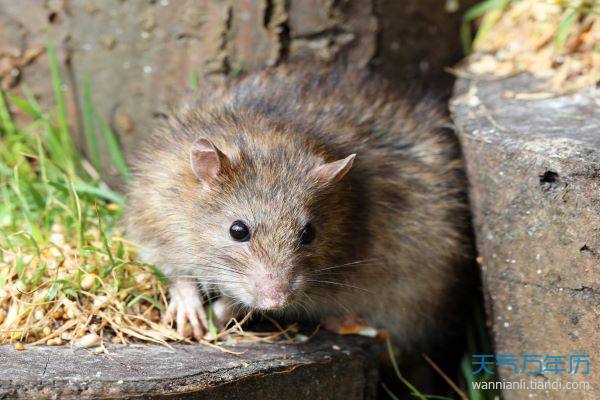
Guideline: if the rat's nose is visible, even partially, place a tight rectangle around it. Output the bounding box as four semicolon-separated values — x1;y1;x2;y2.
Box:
256;291;289;309
250;269;291;310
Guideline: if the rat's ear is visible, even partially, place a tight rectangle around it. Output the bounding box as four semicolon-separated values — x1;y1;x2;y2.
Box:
189;138;228;182
309;154;356;184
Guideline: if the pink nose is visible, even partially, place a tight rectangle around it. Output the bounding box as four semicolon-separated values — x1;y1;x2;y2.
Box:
251;271;291;310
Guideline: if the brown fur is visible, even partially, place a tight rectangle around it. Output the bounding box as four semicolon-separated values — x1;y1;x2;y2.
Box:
126;64;472;354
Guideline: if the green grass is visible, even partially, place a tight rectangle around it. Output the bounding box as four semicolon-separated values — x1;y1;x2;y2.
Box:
0;44;174;346
461;0;600;54
0;42;128;244
458;302;500;400
382;299;500;400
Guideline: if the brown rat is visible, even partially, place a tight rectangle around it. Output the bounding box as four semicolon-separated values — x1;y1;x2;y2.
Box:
126;64;471;354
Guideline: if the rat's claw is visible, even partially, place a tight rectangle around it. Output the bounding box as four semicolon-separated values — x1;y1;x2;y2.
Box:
163;301;177;324
187;304;205;341
175;306;188;337
164;279;208;341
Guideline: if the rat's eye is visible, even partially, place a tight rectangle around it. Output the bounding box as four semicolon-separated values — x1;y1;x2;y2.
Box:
230;221;251;242
300;224;315;245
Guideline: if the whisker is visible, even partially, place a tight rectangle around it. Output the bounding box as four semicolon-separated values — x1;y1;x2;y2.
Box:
306;291;352;315
311;258;381;273
305;279;373;294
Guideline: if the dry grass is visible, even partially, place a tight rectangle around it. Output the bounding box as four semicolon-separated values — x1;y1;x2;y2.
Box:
463;0;600;96
0;225;182;349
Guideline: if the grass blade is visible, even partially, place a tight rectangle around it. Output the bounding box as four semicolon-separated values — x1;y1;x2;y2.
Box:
22;85;44;118
74;180;126;206
8;94;41;119
381;382;400;400
66;177;85;246
386;338;428;400
462;0;511;53
0;90;16;135
473;8;504;49
461;21;473;54
97;115;130;180
555;10;577;51
127;290;164;310
47;41;76;174
82;77;102;172
464;0;510;22
422;353;468;400
96;207;116;275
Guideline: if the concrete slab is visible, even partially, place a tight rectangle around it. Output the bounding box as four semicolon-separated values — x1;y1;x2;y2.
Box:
0;332;379;399
451;74;599;400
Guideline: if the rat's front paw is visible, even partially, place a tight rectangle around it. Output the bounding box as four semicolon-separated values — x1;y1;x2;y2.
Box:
163;279;208;341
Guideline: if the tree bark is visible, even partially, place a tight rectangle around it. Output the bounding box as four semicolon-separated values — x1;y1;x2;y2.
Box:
0;0;474;184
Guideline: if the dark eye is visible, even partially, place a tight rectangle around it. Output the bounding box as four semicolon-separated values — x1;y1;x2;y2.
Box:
230;221;251;242
300;224;315;245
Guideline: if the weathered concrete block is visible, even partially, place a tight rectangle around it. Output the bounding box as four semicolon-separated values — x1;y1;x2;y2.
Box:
0;332;379;399
451;74;599;399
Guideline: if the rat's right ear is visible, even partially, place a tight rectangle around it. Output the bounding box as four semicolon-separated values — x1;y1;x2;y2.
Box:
189;138;228;182
309;154;356;185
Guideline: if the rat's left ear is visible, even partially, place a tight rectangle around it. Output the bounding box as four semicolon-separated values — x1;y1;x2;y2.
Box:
309;154;356;184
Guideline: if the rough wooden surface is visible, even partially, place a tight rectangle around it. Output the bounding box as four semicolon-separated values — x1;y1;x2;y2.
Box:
0;332;379;399
451;74;599;400
0;0;475;186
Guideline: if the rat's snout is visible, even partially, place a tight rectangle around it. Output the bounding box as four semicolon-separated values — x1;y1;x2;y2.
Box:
248;268;294;310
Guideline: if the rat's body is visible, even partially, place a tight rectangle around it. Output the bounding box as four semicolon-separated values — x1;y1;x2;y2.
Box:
127;65;471;354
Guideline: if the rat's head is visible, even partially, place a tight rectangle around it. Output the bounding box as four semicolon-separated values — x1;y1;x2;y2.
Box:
182;127;356;313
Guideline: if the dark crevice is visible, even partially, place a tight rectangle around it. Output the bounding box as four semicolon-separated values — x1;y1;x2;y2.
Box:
48;12;58;24
221;5;233;76
329;0;342;17
571;286;598;293
175;32;200;41
495;274;600;297
263;0;273;29
540;170;559;184
278;16;290;63
266;0;290;65
579;244;595;256
151;111;169;120
539;170;561;193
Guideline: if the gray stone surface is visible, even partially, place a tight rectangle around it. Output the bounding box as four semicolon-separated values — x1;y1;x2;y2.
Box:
0;332;379;399
451;74;599;400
